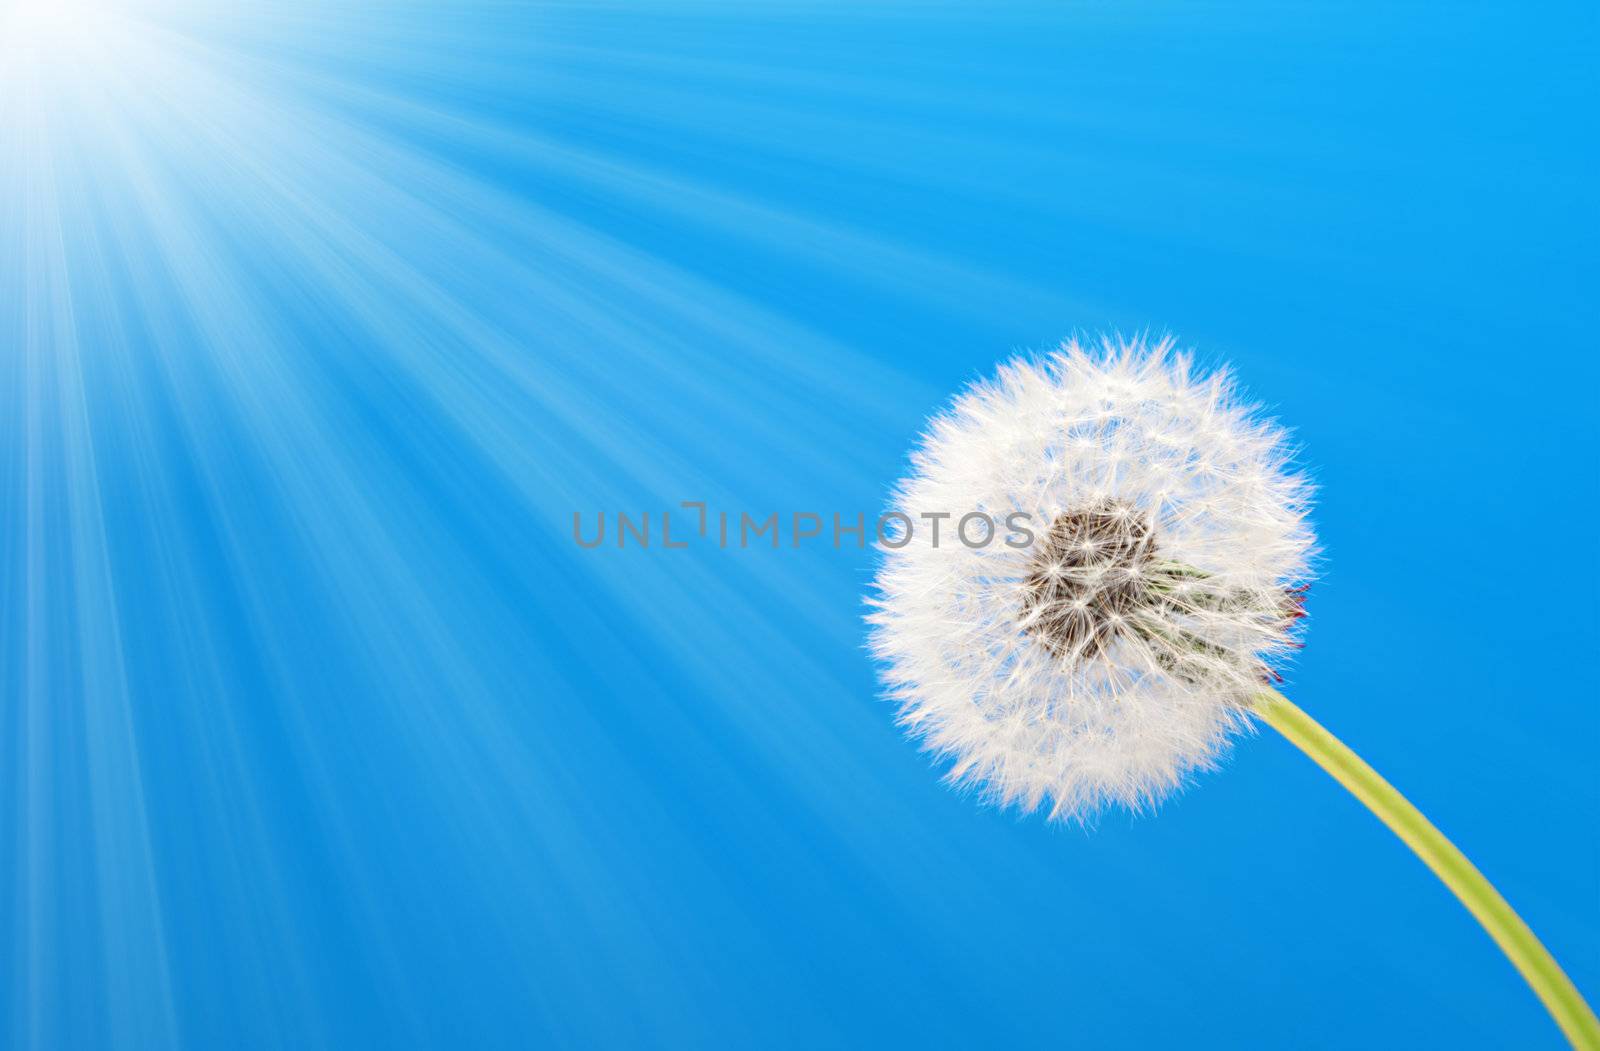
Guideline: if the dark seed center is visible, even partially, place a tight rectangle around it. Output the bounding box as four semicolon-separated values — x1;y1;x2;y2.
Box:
1020;501;1156;660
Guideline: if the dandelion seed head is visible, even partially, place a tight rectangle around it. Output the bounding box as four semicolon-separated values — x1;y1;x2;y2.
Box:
868;335;1315;820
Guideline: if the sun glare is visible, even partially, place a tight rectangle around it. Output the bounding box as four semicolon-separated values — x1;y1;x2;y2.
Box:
3;0;118;56
7;0;87;33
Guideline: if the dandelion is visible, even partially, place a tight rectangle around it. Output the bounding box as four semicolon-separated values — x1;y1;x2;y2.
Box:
868;335;1599;1049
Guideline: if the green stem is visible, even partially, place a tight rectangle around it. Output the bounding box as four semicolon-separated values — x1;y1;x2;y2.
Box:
1252;689;1600;1049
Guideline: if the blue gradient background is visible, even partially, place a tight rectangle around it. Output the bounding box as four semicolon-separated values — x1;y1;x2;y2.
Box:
3;2;1596;1048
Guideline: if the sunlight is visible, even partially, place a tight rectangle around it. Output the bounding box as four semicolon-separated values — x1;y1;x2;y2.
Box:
5;0;101;41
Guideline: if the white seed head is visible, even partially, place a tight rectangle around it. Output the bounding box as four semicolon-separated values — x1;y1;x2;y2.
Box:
868;335;1315;821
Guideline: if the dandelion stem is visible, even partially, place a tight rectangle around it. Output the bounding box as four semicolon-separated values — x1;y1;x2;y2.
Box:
1252;688;1600;1049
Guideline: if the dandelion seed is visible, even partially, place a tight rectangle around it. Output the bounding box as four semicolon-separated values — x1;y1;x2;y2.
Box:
869;335;1312;819
866;334;1599;1048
